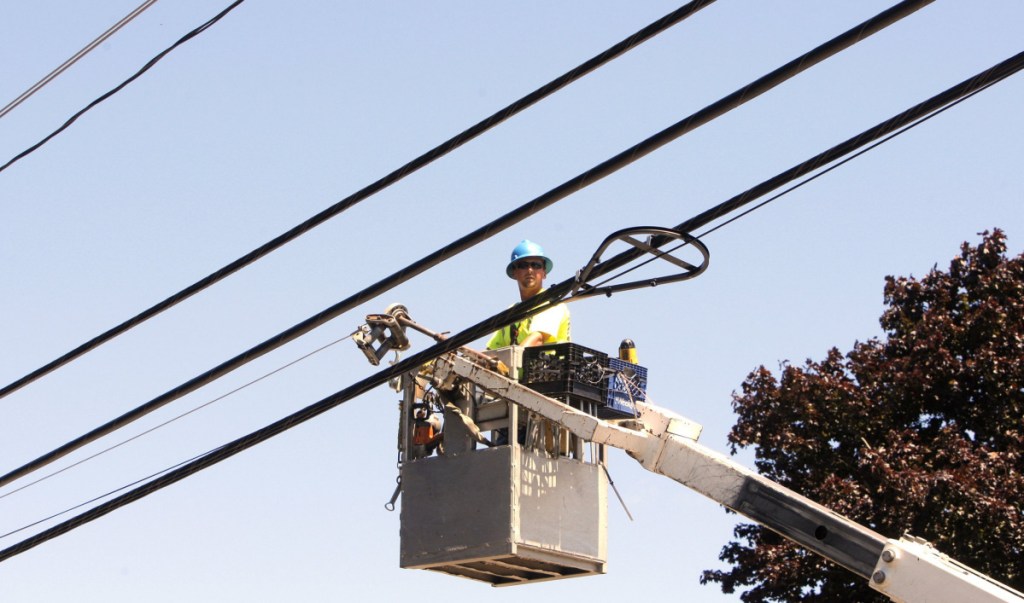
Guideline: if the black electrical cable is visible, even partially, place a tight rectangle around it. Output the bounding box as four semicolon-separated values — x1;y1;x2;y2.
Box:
0;331;356;502
0;287;567;563
0;0;932;492
593;63;1023;287
0;285;560;544
0;447;217;542
4;44;1019;566
591;50;1024;281
692;77;1009;241
0;0;717;401
0;1;245;175
0;0;160;121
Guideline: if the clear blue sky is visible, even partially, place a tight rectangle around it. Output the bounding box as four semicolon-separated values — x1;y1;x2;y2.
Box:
1;2;1021;601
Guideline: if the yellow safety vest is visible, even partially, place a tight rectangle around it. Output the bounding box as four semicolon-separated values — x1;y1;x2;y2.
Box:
486;302;570;349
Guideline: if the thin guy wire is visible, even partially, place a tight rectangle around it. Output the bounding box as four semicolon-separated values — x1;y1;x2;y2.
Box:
0;0;160;120
0;448;219;541
0;331;355;502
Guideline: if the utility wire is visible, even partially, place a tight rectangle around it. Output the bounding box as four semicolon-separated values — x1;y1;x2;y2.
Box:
0;332;354;502
5;26;1014;568
592;61;1024;280
0;0;244;175
691;79;1008;241
0;0;927;492
0;0;160;121
0;281;570;561
0;0;716;401
593;76;1012;290
0;447;219;542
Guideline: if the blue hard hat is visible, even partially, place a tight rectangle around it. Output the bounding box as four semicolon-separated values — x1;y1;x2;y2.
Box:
506;240;554;278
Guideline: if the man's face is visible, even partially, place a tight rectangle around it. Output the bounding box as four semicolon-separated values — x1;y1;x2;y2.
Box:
512;256;546;298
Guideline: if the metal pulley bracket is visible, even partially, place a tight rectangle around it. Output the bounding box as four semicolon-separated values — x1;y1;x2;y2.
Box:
353;304;498;373
354;305;412;366
571;226;709;299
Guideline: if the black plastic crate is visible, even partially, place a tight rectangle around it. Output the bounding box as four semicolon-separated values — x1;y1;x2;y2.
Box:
526;379;605;407
521;343;608;405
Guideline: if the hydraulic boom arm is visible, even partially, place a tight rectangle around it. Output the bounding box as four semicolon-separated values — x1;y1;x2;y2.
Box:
432;352;1024;603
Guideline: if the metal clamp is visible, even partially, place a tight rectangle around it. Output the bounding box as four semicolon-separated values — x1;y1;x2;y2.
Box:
354;304;411;366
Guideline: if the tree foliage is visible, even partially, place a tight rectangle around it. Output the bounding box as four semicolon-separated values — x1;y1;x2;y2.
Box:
701;230;1024;602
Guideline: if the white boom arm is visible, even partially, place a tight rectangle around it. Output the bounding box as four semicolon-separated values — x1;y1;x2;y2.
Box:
432;353;1024;603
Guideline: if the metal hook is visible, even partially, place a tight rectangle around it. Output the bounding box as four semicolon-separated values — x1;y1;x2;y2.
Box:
384;475;402;512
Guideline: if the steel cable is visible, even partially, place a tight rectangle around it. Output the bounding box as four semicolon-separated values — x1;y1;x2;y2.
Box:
0;332;355;502
0;0;244;175
0;0;161;120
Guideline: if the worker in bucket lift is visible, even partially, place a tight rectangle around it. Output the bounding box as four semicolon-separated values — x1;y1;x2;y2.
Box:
486;240;571;350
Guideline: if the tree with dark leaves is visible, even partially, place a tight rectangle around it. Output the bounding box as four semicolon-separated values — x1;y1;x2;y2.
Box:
701;230;1024;602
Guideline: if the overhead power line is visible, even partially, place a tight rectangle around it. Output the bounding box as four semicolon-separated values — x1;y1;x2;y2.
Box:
0;0;931;492
0;448;212;543
3;43;1022;558
0;0;717;401
0;283;567;561
0;0;245;175
691;77;1006;242
0;332;354;503
597;67;1019;290
0;0;160;121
